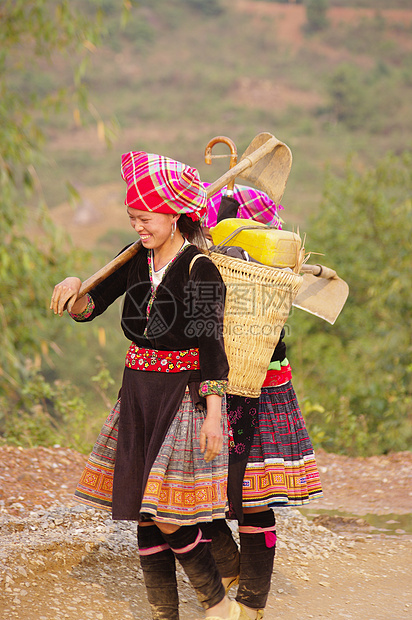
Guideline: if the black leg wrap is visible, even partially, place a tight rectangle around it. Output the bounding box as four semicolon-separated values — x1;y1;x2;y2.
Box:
236;511;276;610
202;519;240;578
162;524;225;610
138;524;179;620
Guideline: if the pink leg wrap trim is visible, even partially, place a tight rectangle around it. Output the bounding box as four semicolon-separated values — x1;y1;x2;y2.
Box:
169;527;203;554
238;525;276;534
238;524;277;548
139;543;171;556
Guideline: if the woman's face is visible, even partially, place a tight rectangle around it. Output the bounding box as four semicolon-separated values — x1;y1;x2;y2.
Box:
127;208;178;250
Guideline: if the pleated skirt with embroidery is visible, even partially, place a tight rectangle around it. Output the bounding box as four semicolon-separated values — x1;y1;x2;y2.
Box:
241;381;323;509
74;391;229;525
140;390;228;525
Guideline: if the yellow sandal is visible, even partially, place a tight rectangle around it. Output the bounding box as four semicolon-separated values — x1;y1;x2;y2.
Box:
237;602;264;620
206;600;241;620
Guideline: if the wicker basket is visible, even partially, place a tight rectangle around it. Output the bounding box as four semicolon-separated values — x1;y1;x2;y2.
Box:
210;252;303;398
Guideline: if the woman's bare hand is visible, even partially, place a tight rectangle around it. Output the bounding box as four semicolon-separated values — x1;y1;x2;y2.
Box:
199;415;223;463
50;277;82;316
199;394;224;462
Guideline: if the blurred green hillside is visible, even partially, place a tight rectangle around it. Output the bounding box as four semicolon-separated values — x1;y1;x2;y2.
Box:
37;0;412;229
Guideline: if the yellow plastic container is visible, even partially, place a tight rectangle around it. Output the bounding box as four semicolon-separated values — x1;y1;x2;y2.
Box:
210;218;301;269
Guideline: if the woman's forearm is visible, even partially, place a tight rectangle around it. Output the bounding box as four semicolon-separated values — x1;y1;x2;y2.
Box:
205;394;223;419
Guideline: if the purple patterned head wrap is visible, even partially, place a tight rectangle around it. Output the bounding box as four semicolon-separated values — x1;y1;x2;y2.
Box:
203;183;283;228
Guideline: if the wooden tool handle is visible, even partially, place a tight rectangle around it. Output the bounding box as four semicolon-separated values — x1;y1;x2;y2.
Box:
301;264;337;279
72;134;282;299
77;240;142;298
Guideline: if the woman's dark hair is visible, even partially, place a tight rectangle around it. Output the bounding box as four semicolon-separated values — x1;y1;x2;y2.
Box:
177;214;208;251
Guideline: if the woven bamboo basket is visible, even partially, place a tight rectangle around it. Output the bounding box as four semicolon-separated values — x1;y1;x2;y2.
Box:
210;252;303;398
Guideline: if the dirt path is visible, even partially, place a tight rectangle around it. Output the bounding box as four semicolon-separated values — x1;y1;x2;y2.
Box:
0;446;411;619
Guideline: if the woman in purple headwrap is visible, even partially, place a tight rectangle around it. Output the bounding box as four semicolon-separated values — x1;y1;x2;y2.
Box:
50;152;243;620
201;185;323;620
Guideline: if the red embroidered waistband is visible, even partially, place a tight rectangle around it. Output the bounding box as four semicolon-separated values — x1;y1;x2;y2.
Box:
125;343;200;373
262;363;292;388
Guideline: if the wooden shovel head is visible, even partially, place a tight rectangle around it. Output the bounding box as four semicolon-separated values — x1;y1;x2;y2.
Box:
238;132;293;204
292;273;349;325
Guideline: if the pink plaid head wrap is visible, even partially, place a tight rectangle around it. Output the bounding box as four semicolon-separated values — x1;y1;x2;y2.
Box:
203;183;283;229
121;151;207;222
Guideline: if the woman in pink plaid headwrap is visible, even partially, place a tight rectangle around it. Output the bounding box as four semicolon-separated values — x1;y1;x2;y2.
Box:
51;152;242;620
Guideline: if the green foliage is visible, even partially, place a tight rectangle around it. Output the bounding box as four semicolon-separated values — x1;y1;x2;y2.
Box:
0;204;87;395
0;0;102;398
0;368;89;450
249;1;303;4
325;63;370;129
304;0;329;34
0;1;129;448
324;62;402;132
0;357;116;451
290;150;412;455
0;1;102;177
319;14;408;63
182;0;224;16
328;1;410;8
90;356;116;408
118;12;155;50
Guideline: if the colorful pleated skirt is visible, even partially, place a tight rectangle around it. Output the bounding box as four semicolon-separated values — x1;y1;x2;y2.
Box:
140;390;228;525
75;391;229;525
241;381;323;508
74;399;119;511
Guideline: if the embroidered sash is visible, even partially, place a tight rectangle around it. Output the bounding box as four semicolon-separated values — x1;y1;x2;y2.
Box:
125;343;200;373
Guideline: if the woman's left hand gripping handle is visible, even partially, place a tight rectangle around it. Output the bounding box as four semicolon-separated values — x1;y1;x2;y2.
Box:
50;277;82;316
